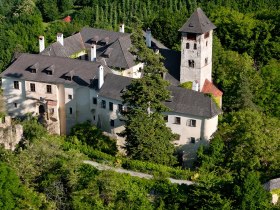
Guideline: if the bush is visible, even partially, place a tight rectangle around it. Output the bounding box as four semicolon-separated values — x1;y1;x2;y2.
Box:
21;117;47;142
63;141;193;180
69;121;117;155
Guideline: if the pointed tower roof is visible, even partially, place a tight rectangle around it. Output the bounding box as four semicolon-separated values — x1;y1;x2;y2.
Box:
179;8;216;34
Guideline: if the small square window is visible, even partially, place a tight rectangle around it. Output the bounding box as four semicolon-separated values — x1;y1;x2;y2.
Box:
188;119;196;127
194;43;197;49
188;60;195;68
110;119;115;127
118;104;123;112
14;81;19;89
46;85;52;93
109;102;113;111
174;117;181;124
101;100;106;109
186;43;190;49
30;83;35;92
31;69;37;73
93;97;97;104
68;94;72;100
191;137;196;144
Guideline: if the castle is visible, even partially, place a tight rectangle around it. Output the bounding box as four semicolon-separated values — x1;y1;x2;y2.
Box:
0;8;222;159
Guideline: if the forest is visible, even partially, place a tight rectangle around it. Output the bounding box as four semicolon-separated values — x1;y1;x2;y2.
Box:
0;0;280;209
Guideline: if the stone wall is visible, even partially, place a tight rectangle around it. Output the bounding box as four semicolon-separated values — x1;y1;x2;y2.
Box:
0;116;23;150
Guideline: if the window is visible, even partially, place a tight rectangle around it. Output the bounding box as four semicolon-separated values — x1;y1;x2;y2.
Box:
101;100;106;109
164;115;168;122
205;58;208;65
194;43;197;49
46;70;53;75
110;120;115;127
188;119;196;127
30;83;35;92
14;103;17;108
31;68;37;73
109;102;113;111
187;33;196;40
188;60;195;68
174;117;181;124
14;81;19;89
190;137;196;144
49;108;54;115
206;41;208;47
68;94;72;100
118;104;123;112
204;32;210;38
69;107;73;115
186;43;190;49
93;115;95;120
46;85;52;93
93;97;97;104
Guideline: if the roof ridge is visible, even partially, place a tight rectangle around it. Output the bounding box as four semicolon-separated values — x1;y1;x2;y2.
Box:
117;36;130;69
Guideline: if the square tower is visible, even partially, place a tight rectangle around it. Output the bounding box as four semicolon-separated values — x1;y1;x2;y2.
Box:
179;8;216;91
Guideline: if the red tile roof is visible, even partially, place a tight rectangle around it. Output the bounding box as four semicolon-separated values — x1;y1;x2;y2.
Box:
202;79;223;97
63;16;71;23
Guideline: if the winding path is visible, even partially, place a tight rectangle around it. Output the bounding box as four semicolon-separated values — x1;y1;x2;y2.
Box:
83;160;194;185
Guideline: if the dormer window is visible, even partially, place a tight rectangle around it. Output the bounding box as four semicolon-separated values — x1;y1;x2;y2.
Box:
29;62;39;73
45;65;54;75
103;47;113;58
64;70;74;81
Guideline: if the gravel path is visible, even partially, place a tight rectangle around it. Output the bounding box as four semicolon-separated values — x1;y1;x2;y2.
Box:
83;160;194;185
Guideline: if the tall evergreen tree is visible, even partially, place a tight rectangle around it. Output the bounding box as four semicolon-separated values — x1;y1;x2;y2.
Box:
121;21;176;166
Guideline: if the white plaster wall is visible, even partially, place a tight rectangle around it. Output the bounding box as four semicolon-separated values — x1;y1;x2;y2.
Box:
111;63;143;79
165;112;203;145
203;115;218;140
180;31;213;90
25;80;58;101
64;86;76;133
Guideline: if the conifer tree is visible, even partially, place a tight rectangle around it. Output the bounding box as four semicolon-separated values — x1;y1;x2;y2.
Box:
121;20;176;166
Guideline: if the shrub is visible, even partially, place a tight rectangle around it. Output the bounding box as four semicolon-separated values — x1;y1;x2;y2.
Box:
69;121;117;155
21;116;47;142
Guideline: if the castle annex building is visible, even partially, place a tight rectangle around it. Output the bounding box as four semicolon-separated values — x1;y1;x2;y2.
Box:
1;8;222;157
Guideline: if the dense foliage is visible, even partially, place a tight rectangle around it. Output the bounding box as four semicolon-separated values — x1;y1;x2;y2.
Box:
121;23;177;166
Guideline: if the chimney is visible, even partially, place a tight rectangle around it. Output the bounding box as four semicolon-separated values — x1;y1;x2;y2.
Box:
119;23;125;33
98;65;104;89
192;80;199;92
146;28;151;48
90;44;97;62
39;36;45;53
57;33;64;46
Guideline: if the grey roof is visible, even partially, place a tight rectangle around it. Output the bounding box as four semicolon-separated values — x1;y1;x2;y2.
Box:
165;86;221;118
0;53;110;87
41;33;85;57
80;27;136;69
99;75;220;118
263;178;280;191
99;73;132;101
179;8;216;33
